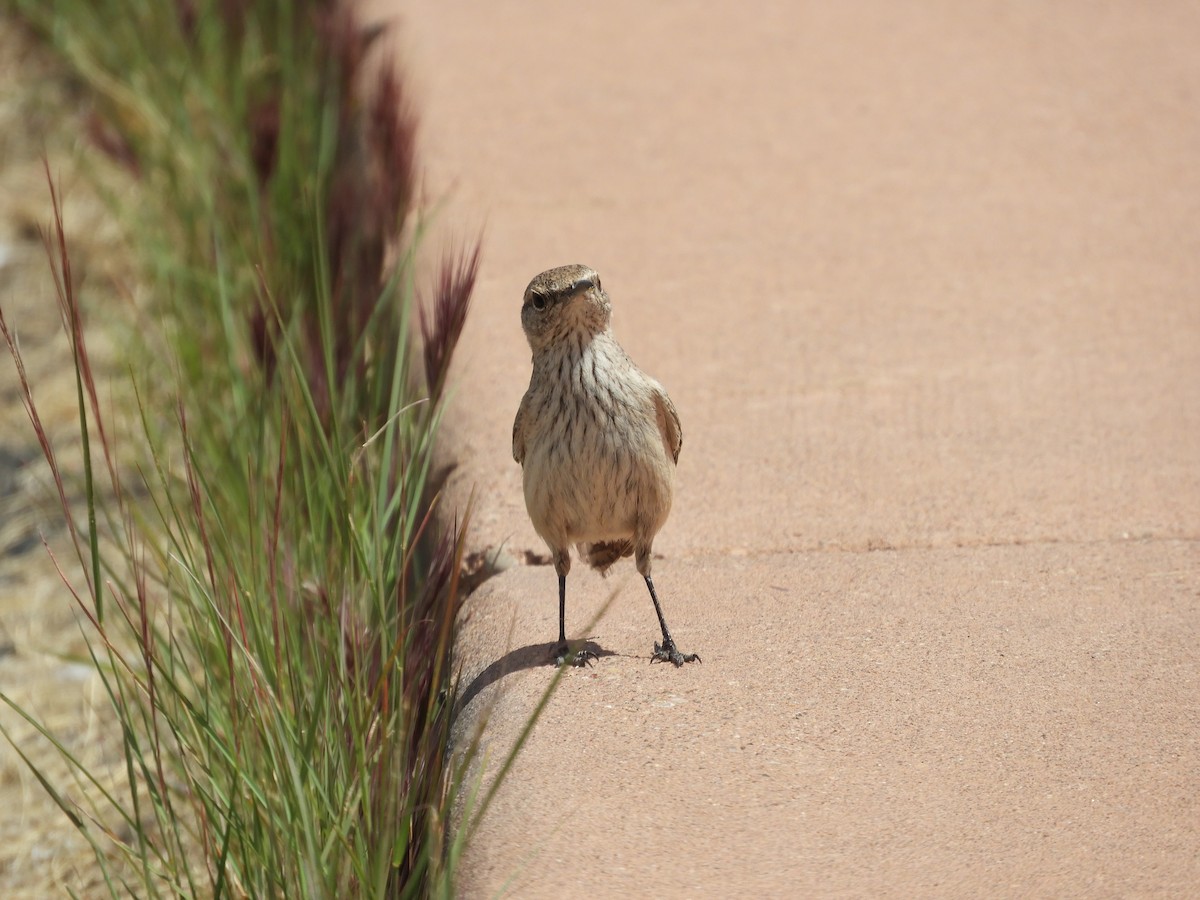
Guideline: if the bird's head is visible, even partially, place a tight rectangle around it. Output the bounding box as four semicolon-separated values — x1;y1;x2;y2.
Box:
521;264;612;352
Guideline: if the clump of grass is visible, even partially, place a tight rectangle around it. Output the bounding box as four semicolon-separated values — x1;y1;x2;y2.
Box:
2;1;477;895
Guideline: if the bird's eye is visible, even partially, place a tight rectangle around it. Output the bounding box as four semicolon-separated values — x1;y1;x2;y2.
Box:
531;294;546;311
595;277;601;291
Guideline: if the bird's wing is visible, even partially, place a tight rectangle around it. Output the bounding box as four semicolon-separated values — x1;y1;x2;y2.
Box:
651;383;683;464
512;391;530;465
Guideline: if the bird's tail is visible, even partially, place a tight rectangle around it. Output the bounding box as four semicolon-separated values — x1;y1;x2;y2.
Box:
579;539;633;575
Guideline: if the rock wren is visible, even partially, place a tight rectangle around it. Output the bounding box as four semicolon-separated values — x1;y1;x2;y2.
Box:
512;264;700;667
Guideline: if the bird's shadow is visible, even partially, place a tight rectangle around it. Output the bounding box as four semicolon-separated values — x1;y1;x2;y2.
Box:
453;639;618;721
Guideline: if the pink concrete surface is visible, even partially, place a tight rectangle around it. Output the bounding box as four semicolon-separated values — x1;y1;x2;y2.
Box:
371;1;1199;895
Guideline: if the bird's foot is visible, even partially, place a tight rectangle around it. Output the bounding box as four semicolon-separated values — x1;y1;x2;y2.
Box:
553;643;597;668
652;640;701;667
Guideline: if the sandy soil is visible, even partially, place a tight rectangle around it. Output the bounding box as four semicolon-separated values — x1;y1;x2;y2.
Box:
371;1;1200;896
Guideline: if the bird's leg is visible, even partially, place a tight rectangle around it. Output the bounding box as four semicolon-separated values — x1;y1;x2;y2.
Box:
644;574;701;666
551;568;595;668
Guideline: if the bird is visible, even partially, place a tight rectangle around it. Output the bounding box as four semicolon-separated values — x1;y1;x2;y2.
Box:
512;264;700;667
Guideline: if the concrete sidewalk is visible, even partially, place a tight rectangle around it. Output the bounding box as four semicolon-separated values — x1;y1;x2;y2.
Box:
376;1;1199;895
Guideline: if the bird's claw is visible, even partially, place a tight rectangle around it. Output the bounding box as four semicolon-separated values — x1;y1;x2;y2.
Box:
652;640;701;667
